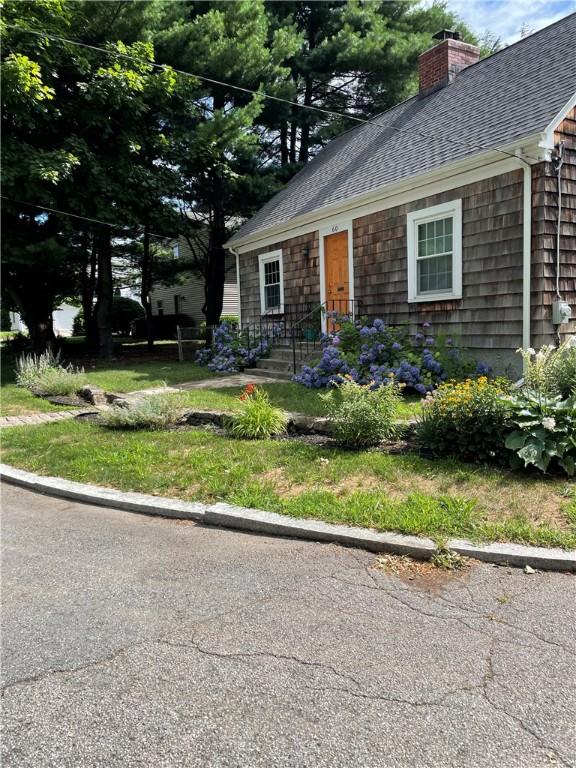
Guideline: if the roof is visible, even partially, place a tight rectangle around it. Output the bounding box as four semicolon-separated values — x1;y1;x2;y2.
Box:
229;13;576;246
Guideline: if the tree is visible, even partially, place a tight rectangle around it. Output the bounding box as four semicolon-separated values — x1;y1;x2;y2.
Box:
155;0;299;330
1;0;184;355
263;1;486;166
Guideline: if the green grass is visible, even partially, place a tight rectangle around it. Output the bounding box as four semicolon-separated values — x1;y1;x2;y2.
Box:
1;352;422;420
176;384;420;420
2;419;574;550
0;357;216;416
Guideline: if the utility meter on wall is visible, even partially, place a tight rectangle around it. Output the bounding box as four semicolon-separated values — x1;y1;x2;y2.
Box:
552;300;572;326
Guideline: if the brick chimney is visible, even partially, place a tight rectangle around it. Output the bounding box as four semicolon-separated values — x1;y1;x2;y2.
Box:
418;30;480;97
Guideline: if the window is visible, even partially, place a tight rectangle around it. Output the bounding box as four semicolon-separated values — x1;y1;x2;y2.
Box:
407;200;462;302
258;250;284;314
172;244;179;260
157;300;164;317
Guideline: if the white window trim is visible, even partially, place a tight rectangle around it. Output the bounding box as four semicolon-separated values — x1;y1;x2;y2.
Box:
258;249;285;315
407;199;462;303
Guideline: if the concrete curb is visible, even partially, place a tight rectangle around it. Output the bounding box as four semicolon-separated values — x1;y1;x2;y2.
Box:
0;464;205;521
1;463;574;571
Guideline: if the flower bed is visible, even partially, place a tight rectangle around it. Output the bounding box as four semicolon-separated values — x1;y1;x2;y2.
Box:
196;321;270;373
294;318;489;394
417;344;576;477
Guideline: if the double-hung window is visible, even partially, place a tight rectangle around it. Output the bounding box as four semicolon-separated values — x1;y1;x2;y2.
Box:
407;200;462;302
259;250;284;314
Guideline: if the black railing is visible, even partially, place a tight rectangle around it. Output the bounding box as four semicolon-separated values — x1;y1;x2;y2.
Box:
290;298;361;374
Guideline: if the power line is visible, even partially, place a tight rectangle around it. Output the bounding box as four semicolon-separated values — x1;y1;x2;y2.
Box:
0;195;171;241
4;23;538;165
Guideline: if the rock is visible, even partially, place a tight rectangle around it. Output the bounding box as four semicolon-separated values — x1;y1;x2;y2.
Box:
181;410;227;427
524;564;536;574
287;413;332;435
78;384;107;406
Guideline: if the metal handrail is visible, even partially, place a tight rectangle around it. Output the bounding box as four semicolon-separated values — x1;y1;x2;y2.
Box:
290;298;361;374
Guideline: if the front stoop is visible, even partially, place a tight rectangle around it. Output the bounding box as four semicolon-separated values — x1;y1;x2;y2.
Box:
246;340;319;380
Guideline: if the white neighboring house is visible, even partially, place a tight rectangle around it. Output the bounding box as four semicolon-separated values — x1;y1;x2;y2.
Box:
148;237;239;326
10;303;77;337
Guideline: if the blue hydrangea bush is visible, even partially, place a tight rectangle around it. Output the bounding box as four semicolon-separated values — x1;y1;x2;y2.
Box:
294;318;490;393
196;321;270;373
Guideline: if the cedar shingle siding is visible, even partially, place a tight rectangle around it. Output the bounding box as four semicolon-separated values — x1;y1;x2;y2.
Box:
352;170;524;367
239;169;527;371
531;107;576;347
240;233;320;323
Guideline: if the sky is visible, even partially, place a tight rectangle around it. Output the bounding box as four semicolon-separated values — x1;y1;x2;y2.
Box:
441;0;576;44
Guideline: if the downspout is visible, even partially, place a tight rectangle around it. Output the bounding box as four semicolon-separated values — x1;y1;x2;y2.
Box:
521;163;532;351
228;246;241;328
510;153;533;354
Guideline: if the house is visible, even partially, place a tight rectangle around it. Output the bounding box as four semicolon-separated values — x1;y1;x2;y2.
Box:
226;16;576;373
149;236;239;329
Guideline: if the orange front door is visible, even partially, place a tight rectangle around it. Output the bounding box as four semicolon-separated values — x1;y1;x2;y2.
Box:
324;231;349;322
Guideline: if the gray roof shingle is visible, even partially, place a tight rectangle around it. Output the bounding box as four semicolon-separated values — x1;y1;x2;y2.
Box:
229;13;576;245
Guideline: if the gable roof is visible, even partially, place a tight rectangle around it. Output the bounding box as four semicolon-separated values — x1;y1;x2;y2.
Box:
229;13;576;247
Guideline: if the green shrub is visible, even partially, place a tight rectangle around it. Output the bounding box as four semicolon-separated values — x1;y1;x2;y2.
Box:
227;384;288;439
33;367;87;396
74;297;145;337
98;393;187;431
321;377;400;448
16;349;61;389
520;342;576;398
219;314;239;326
16;350;86;395
418;377;512;463
505;390;576;476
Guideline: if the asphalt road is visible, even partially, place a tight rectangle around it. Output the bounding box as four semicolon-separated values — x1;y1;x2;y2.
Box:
2;484;575;768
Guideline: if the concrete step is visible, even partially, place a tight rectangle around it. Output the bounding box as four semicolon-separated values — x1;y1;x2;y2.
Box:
243;367;294;381
265;347;320;362
257;357;295;373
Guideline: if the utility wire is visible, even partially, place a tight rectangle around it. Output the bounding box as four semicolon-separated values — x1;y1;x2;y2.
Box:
4;23;539;165
0;195;172;241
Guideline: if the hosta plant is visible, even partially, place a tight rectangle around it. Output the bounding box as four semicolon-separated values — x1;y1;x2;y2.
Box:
227;385;288;440
505;390;576;476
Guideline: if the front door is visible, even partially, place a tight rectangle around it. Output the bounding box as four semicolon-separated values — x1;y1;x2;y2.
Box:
324;230;349;331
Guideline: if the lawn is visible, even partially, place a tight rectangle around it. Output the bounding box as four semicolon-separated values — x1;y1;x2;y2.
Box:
178;384;421;420
0;357;216;417
1;354;422;419
2;419;574;550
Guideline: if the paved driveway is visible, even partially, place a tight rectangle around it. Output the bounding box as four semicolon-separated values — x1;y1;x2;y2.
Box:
2;484;575;768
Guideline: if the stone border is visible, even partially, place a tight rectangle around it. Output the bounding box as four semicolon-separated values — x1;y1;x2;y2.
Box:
1;463;574;572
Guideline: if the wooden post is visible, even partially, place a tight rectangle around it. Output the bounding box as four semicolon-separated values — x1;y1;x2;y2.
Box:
177;326;183;363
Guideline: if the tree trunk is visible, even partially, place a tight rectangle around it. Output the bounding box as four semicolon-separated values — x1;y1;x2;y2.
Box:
289;70;299;164
95;226;114;359
22;306;55;353
298;75;313;163
140;226;154;352
280;124;289;165
202;204;227;347
289;116;297;164
81;233;98;351
5;283;55;353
